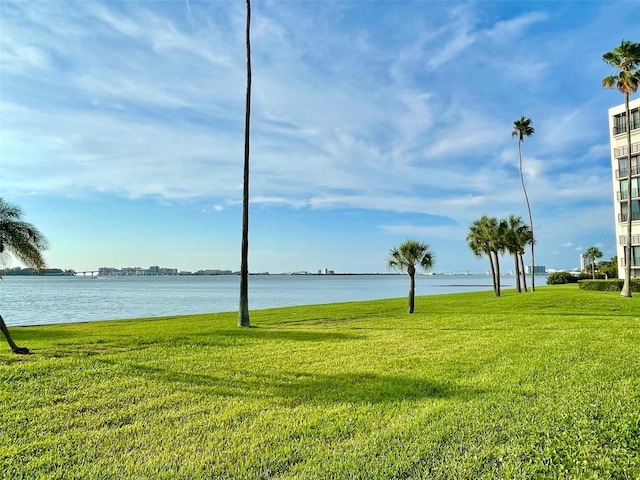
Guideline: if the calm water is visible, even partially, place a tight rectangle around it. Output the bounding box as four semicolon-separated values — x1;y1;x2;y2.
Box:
0;274;523;327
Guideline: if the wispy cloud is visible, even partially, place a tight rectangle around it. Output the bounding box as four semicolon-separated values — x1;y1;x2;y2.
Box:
1;0;637;272
485;11;548;42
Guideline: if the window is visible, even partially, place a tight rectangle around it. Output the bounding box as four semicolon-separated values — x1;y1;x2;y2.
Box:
614;108;640;134
623;246;640;267
619;200;640;221
619;157;628;176
632;109;640;131
615;113;626;134
617;154;640;178
619;178;640;200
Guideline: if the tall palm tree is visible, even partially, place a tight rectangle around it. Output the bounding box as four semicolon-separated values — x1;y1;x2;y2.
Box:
0;198;48;354
387;239;435;313
467;216;506;297
512;116;536;291
238;0;252;327
584;246;603;279
603;39;640;298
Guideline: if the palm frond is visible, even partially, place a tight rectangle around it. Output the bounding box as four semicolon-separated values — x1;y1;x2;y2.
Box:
386;240;434;274
0;198;48;272
602;40;640;94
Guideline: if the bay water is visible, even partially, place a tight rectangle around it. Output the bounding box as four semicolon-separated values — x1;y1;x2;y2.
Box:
0;274;523;327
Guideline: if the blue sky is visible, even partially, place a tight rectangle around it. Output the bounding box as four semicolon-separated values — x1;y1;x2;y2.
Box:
1;1;639;274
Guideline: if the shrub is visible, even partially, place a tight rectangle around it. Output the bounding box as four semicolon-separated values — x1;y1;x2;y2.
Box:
546;271;578;285
577;272;606;280
578;279;640;292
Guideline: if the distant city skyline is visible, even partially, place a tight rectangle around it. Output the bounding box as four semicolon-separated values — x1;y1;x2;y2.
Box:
2;1;638;273
5;261;575;277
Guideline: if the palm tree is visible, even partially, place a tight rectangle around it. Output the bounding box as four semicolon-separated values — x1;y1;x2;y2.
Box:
387;239;435;313
505;215;529;293
598;256;618;279
238;0;252;327
512;116;536;291
0;198;48;354
603;39;640;298
517;225;533;292
584;246;603;279
467;216;506;297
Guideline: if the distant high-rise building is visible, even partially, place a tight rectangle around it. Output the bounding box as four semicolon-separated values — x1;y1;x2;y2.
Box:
608;97;640;279
525;265;546;275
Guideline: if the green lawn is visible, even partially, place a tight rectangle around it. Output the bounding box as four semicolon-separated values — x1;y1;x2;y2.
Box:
1;285;639;479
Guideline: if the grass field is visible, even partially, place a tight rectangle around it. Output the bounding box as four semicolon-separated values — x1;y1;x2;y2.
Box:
1;285;639;479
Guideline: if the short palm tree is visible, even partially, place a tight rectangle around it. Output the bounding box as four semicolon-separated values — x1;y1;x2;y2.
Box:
603;39;640;298
517;225;533;292
0;198;48;354
467;216;506;297
584;246;603;279
387;239;435;313
512;116;536;291
505;215;529;293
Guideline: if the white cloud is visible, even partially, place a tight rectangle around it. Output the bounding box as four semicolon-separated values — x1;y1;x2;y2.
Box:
379;224;462;240
1;0;633;273
423;126;504;159
485;11;548;42
87;3;145;38
427;22;476;70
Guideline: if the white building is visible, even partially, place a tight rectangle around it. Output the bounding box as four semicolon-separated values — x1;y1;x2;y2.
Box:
524;265;546;275
608;97;640;279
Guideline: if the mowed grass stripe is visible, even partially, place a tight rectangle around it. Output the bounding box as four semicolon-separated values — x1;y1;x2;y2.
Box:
1;285;639;479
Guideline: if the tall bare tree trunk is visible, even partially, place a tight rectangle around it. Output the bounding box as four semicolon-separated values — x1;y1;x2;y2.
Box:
238;0;252;326
494;251;501;297
0;315;30;354
519;140;535;292
621;92;633;298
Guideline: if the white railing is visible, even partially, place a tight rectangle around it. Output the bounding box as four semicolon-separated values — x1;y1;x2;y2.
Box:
621;257;640;267
618;212;640;222
619;234;640;245
615;165;640;179
617;189;640;200
614;142;640;158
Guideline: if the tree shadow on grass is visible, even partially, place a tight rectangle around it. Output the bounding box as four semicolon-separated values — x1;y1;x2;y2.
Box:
7;326;86;342
532;311;638;319
111;361;483;404
207;327;363;343
4;325;362;358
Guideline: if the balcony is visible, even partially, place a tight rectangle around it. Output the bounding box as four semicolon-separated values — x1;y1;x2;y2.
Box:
619;234;640;245
615;164;640;179
618;212;640;222
617;188;640;200
614;142;640;158
621;257;640;267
